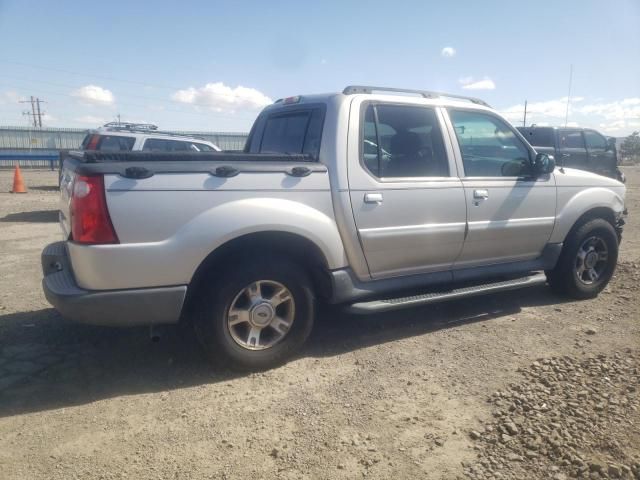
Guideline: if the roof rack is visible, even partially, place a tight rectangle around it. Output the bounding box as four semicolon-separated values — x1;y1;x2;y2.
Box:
103;122;159;131
100;122;207;140
342;85;491;108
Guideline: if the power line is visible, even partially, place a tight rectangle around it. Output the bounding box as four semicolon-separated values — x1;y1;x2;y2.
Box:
0;58;180;91
0;59;271;103
0;73;262;116
0;81;257;122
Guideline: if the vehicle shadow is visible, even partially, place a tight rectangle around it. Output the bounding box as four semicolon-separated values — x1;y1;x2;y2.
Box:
0;285;569;417
0;210;58;223
28;185;59;192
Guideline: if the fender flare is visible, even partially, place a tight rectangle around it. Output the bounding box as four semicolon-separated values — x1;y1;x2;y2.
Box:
181;197;348;279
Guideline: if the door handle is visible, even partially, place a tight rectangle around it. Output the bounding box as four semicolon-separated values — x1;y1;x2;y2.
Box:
473;189;489;199
364;192;383;204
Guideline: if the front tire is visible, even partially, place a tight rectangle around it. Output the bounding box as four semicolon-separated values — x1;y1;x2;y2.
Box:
195;255;315;371
546;218;618;299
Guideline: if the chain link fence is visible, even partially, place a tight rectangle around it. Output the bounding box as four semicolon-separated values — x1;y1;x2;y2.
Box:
0;126;249;168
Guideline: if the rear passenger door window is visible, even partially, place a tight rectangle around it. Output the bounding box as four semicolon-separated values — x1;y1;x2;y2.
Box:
361;104;449;178
449;110;531;177
559;131;585;149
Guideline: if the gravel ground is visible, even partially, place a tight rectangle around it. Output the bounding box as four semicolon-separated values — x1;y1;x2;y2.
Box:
0;167;638;480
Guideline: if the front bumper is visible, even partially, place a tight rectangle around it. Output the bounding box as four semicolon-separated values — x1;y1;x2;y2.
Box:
41;242;187;326
615;209;627;243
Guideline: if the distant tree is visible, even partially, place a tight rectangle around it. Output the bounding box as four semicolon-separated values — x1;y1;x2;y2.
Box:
619;131;640;164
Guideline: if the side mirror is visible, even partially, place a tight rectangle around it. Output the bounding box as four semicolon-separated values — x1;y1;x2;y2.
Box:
533;153;555;175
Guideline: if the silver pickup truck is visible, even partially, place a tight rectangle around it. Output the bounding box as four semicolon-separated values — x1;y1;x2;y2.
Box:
42;86;627;370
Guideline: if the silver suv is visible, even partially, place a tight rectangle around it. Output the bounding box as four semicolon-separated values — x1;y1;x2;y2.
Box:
80;122;220;152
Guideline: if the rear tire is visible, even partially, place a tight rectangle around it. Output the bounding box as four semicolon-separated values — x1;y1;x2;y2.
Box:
195;255;315;371
546;218;618;299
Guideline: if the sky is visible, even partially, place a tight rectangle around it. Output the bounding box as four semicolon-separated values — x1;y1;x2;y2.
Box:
0;0;638;135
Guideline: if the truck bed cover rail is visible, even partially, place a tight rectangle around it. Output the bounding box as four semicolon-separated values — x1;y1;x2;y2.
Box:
63;152;326;177
71;150;315;164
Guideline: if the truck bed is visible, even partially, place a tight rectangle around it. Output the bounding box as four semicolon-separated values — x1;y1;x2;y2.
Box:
58;150;342;292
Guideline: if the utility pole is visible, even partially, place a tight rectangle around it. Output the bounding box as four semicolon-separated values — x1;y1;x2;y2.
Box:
20;96;37;127
523;100;528;127
19;96;46;127
35;97;45;128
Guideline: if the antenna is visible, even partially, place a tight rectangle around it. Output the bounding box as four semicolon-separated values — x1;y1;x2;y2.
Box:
564;64;573;128
523;100;528;127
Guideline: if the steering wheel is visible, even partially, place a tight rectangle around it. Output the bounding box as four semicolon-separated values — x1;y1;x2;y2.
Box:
501;158;527;176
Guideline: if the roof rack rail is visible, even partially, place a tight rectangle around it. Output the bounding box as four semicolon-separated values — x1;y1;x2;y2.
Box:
103;122;159;131
342;85;491;108
101;123;207;139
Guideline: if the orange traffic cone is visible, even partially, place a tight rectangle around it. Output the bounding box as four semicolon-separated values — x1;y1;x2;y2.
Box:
10;164;27;193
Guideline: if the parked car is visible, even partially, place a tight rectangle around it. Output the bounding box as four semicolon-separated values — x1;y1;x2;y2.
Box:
517;126;624;182
56;123;222;186
80;122;221;152
43;86;627;370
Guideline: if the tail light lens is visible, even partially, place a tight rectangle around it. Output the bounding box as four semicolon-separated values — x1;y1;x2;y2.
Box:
84;134;101;150
70;175;119;244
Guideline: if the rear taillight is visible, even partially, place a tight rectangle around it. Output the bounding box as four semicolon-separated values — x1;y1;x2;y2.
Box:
85;134;100;150
70;175;119;244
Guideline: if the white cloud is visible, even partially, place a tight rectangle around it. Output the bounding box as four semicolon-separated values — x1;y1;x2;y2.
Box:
501;97;583;121
500;96;640;135
71;85;115;105
0;90;23;105
459;76;496;90
320;58;328;65
577;98;640;120
74;115;108;126
441;47;456;58
172;82;272;112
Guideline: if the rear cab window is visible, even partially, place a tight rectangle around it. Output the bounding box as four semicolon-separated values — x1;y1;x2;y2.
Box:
245;104;325;159
559;130;586;149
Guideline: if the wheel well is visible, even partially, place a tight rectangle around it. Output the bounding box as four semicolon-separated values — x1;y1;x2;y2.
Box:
565;207;616;241
574;207;616;229
182;232;332;320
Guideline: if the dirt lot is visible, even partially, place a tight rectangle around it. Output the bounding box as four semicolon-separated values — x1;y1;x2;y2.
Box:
0;167;638;480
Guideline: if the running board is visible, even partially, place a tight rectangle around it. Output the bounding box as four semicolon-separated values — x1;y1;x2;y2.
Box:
346;272;547;314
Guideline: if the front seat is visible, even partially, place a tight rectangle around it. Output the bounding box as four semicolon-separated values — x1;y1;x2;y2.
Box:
385;131;431;177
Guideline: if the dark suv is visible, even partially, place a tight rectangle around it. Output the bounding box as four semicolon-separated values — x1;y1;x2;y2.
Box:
517;126;624;182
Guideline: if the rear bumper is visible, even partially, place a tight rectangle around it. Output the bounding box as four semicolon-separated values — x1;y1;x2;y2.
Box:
41;242;186;326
